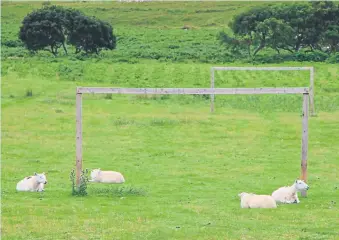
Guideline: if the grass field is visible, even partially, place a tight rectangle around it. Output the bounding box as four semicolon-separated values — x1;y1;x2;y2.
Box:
1;1;339;240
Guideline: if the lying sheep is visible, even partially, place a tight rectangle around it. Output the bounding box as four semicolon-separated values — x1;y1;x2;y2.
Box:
89;168;125;184
16;172;48;192
238;192;277;208
271;179;309;204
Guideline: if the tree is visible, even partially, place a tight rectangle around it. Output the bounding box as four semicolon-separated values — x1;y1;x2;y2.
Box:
19;5;116;56
19;6;69;55
255;18;295;54
68;15;116;54
221;1;339;57
227;6;273;56
324;25;339;53
218;32;252;56
19;20;65;55
273;2;339;52
272;3;314;52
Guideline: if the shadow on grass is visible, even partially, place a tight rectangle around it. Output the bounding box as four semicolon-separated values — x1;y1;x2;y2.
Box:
88;185;147;197
112;117;196;127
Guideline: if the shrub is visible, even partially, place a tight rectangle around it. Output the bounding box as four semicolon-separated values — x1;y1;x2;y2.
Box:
2;40;24;48
70;169;90;196
327;52;339;63
295;50;329;62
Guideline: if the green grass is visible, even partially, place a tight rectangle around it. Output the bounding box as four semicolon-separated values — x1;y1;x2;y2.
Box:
1;1;339;240
2;61;339;239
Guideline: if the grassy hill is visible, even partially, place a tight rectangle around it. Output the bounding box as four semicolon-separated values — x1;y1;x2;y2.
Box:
1;1;339;240
1;1;276;63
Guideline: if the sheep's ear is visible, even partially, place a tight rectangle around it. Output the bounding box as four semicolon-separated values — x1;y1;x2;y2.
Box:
42;172;46;175
34;172;37;176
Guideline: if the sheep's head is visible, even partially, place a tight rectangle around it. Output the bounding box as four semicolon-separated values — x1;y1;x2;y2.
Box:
34;172;47;184
294;179;309;191
90;168;101;180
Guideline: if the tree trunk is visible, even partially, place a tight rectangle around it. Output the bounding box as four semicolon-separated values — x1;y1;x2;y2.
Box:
62;42;68;55
282;47;294;53
253;42;265;56
50;45;57;56
295;36;302;52
275;47;280;54
253;34;265;56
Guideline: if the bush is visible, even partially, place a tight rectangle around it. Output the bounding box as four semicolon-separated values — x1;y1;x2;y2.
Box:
295;50;329;62
327;52;339;63
70;169;89;196
2;40;24;48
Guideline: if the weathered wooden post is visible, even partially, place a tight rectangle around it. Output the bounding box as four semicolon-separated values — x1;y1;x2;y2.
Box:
301;93;309;197
210;68;215;113
76;91;83;189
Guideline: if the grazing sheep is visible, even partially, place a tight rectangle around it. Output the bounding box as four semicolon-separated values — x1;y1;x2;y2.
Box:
238;192;277;208
271;179;310;204
89;168;125;184
16;172;48;192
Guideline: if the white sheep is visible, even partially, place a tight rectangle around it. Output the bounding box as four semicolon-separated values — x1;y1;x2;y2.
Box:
89;168;125;184
271;179;310;204
238;192;277;208
16;172;48;192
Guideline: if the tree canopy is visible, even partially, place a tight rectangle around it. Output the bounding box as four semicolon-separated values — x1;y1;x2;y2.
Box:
19;5;116;55
219;1;339;57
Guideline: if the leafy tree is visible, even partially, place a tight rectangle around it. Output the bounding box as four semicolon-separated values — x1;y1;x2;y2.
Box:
324;25;339;53
68;15;116;54
221;1;339;57
255;18;295;54
19;6;69;55
272;3;313;51
218;32;252;56
19;5;116;56
313;2;339;53
227;6;273;56
19;20;65;55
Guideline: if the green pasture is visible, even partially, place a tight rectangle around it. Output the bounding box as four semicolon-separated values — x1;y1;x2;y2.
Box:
1;1;339;240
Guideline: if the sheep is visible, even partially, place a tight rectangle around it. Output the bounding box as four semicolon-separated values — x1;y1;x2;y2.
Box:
89;168;125;184
16;172;48;192
271;179;310;204
238;192;277;208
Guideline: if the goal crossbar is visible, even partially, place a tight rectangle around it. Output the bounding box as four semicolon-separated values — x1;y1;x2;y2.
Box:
77;87;309;95
75;86;310;197
211;67;313;71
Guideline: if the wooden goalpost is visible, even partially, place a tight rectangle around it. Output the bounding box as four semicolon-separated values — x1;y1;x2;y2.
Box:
75;87;310;196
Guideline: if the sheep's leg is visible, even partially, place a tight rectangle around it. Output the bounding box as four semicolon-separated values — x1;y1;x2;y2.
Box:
284;197;295;204
294;193;300;203
37;183;45;192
